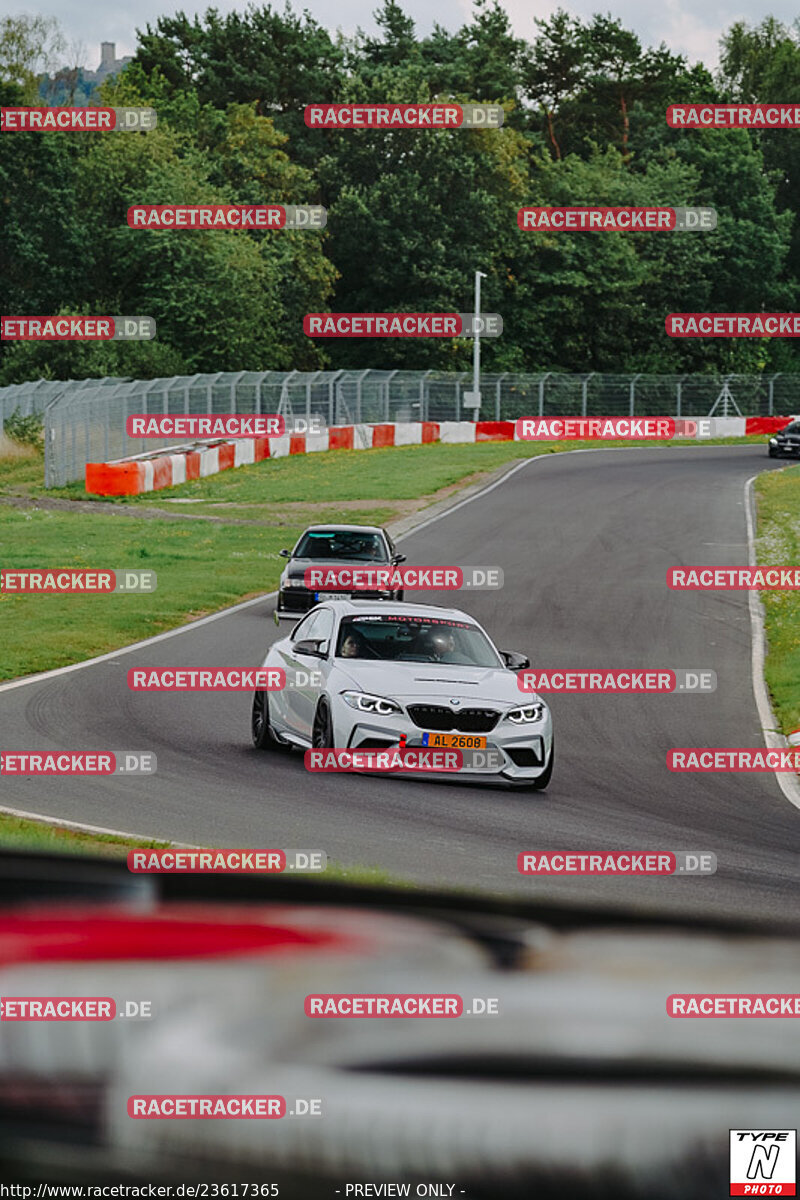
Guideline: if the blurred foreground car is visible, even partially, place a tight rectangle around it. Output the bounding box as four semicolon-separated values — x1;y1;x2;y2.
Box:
275;524;406;618
1;851;800;1197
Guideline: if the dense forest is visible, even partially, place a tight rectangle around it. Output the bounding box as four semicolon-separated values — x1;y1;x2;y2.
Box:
1;3;799;382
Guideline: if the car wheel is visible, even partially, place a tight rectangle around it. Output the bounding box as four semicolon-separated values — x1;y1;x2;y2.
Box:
251;689;290;752
312;697;335;749
768;447;779;458
518;741;554;792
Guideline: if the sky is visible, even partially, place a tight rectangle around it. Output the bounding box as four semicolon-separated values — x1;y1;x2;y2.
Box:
5;0;797;73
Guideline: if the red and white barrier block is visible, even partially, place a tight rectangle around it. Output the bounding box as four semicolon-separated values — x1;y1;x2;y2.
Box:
85;422;443;496
84;417;793;497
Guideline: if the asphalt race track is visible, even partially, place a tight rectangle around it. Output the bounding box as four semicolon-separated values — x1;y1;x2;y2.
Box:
3;445;799;918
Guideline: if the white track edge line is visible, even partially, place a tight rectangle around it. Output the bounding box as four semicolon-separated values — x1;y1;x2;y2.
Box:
0;802;200;846
744;473;800;811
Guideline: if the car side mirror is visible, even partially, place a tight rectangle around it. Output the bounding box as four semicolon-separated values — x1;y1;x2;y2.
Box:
393;553;407;564
501;650;530;671
279;548;291;558
294;638;326;658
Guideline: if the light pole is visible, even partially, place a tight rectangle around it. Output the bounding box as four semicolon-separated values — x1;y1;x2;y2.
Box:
466;269;487;422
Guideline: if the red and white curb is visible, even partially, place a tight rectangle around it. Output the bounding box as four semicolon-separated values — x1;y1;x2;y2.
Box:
85;416;793;496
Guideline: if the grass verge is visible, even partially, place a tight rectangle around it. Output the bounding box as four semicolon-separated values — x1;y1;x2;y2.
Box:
755;463;800;735
0;809;400;880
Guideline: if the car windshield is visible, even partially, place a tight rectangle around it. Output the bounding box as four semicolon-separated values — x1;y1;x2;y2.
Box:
782;421;800;434
335;614;502;666
294;531;389;561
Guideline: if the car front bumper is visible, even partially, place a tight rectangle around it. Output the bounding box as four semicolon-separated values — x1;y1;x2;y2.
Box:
339;712;553;783
275;589;398;618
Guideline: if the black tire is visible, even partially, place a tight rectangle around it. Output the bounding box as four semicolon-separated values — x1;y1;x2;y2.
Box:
518;740;554;792
312;697;335;749
768;447;780;458
251;689;290;752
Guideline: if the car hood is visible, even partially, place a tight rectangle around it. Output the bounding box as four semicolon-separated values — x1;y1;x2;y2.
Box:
284;557;390;581
333;660;540;705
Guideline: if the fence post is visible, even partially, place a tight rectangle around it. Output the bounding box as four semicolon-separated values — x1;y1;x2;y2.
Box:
495;373;506;420
538;372;551;416
769;373;780;416
582;372;594;417
629;373;640;417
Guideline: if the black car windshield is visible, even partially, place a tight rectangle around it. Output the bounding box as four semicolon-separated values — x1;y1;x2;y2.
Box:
336;615;502;667
294;531;389;561
781;421;800;435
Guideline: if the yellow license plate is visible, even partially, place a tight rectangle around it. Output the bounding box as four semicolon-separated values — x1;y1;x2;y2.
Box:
421;732;486;750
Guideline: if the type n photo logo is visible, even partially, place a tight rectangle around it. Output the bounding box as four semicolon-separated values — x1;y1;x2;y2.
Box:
730;1130;796;1195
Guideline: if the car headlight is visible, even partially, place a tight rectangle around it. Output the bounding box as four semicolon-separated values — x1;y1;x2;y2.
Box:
342;691;402;716
505;703;545;724
770;438;778;446
282;577;305;589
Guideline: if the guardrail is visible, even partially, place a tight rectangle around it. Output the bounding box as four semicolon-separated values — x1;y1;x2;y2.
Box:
0;370;796;486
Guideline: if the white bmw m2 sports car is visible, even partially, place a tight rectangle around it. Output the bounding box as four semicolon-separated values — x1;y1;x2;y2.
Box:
251;600;554;790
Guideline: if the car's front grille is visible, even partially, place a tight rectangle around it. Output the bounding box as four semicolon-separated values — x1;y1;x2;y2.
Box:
280;591;314;612
407;705;500;733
